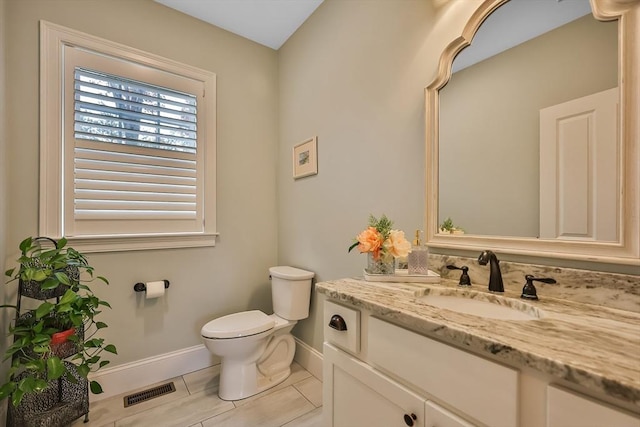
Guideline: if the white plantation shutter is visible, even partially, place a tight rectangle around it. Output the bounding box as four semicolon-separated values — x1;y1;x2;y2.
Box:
72;68;198;225
73;141;197;220
40;22;217;250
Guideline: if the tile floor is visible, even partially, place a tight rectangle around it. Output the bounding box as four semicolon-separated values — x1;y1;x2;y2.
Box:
70;362;323;427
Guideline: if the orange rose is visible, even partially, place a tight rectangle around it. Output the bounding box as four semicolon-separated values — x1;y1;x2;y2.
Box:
383;230;412;258
357;227;384;257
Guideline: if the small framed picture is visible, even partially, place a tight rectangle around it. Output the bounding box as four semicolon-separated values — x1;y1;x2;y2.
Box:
292;136;318;179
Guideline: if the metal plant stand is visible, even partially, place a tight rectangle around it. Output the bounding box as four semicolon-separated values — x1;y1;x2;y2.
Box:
6;277;89;427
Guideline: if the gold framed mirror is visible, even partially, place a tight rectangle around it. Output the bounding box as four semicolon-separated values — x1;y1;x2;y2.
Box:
425;0;639;265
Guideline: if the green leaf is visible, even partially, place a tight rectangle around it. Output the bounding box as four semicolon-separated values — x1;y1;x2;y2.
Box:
59;289;77;305
98;301;112;309
90;380;103;394
47;356;65;380
65;371;79;383
5;267;15;277
11;389;25;407
54;271;72;286
57;237;68;249
99;360;111;369
35;301;55;319
33;379;49;393
33;345;50;354
19;237;33;253
76;363;90;378
84;338;104;348
25;359;45;371
33;321;44;334
103;344;118;354
69;312;82;326
56;303;72;313
18;377;37;392
31;335;50;346
95;322;108;329
41;277;60;290
0;382;16;400
32;269;50;282
347;241;359;253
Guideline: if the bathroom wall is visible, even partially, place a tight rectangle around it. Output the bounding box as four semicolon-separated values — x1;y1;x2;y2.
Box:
0;0;8;420
277;0;484;352
3;0;279;370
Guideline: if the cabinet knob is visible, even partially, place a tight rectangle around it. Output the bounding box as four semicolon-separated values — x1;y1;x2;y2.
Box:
328;314;347;331
403;413;417;426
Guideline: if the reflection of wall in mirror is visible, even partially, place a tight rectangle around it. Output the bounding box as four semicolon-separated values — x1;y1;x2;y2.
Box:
439;14;617;238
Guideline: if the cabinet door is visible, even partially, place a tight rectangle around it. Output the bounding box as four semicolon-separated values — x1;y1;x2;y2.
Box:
426;401;477;427
547;386;640;427
324;343;425;427
368;316;518;427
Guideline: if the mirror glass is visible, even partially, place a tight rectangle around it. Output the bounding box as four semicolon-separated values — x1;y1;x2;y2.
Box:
426;0;639;264
439;0;617;238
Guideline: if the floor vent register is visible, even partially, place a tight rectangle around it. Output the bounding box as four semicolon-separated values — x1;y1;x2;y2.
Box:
123;382;177;407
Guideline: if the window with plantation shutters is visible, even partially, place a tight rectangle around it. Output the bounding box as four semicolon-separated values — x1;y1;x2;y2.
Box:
40;21;217;252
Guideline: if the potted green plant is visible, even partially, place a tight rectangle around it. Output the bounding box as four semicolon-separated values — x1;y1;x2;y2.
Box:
439;217;465;235
0;236;117;412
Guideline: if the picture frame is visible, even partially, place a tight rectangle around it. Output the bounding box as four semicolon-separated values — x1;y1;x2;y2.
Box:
292;136;318;179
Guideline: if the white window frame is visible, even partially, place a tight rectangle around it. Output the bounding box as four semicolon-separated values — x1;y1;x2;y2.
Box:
40;21;217;252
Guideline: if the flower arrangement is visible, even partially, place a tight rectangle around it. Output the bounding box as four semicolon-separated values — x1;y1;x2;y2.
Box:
348;214;411;274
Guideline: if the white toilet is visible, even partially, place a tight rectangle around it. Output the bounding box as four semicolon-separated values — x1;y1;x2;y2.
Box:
201;266;315;401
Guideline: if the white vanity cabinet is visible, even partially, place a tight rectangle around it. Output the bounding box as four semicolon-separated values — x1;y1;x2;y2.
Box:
367;316;518;426
324;342;475;427
323;300;516;427
547;385;640;427
324;342;425;427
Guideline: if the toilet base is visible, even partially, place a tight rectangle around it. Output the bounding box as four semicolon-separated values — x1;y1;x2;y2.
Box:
218;362;292;401
218;333;296;401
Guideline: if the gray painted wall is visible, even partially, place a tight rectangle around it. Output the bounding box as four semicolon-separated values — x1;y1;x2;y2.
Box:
1;0;8;419
2;0;279;368
277;0;486;352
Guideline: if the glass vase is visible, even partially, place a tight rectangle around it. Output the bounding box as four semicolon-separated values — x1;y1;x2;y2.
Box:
366;252;395;275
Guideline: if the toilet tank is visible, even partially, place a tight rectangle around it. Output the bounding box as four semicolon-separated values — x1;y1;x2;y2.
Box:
269;266;315;320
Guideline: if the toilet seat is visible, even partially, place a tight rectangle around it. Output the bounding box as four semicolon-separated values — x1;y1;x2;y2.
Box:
202;310;275;339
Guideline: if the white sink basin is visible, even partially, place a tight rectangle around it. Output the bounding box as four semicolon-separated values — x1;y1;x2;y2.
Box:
420;292;543;321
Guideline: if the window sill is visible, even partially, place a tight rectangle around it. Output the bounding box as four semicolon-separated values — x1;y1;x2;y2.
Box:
64;233;219;253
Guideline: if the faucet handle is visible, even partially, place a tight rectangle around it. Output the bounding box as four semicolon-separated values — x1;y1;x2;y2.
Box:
521;274;557;300
446;265;471;287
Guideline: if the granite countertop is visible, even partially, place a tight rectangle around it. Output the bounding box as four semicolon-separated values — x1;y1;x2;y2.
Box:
316;277;640;408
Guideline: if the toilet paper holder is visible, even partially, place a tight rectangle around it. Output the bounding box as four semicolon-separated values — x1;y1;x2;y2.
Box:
134;280;170;292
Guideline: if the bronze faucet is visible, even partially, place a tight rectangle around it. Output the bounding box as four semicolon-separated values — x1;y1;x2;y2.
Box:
478;250;504;293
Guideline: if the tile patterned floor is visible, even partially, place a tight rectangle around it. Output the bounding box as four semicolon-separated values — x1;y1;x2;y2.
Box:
70;362;323;427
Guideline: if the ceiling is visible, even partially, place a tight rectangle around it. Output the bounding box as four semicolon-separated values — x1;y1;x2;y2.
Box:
154;0;591;59
154;0;324;50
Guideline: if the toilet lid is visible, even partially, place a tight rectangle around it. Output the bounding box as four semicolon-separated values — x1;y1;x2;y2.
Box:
202;310;275;339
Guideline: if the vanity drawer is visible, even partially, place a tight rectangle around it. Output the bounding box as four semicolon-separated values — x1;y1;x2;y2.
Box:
324;300;360;354
368;316;518;427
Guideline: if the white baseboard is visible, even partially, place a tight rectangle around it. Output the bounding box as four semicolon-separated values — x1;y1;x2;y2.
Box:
293;337;323;380
89;339;323;402
89;344;217;402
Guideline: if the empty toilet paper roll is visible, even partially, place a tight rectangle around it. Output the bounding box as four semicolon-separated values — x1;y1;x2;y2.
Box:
145;281;166;299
